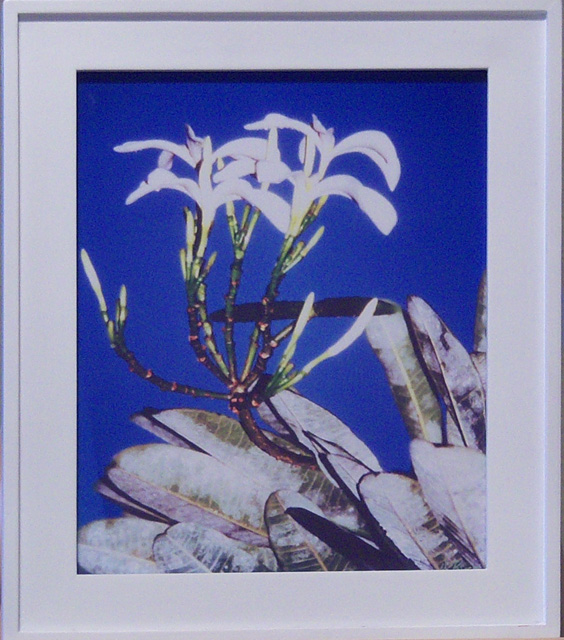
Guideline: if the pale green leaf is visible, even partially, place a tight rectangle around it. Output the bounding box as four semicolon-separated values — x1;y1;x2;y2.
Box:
305;434;373;498
134;408;366;533
366;305;442;443
96;478;170;523
359;473;471;570
407;296;486;452
152;522;278;573
410;439;486;568
77;517;167;574
258;390;382;477
105;444;269;547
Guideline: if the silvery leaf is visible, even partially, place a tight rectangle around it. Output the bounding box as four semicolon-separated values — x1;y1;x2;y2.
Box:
410;439;486;568
105;444;269;547
78;517;167;574
471;352;487;391
152;522;278;573
474;271;487;353
407;296;486;452
359;473;471;570
366;304;443;443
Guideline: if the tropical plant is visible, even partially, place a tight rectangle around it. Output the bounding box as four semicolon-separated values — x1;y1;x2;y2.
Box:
78;114;486;573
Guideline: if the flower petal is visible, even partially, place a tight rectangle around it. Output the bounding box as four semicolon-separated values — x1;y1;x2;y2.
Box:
311;114;335;154
331;131;401;190
316;175;398;235
114;139;196;168
302;298;379;373
277;292;315;370
214;180;290;233
213;137;268;161
244;113;316;139
125;168;199;205
80;249;107;313
185;125;204;165
292;292;315;343
214;158;257;183
158;151;174;169
255;159;292;185
214;157;291;186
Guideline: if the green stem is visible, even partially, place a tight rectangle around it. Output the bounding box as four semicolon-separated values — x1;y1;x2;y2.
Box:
243;321;296;390
241;234;295;380
224;256;244;381
223;206;260;382
187;302;230;384
195;283;231;380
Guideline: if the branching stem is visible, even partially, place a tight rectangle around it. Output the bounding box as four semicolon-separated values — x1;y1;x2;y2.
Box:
234;396;315;466
241;234;295;380
112;339;229;400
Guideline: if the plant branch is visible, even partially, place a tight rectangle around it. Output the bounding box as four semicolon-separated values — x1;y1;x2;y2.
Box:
223;205;260;382
233;395;315;466
241;234;295;381
112;339;229;400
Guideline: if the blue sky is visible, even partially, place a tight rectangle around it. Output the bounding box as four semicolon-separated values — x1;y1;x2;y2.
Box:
77;70;487;527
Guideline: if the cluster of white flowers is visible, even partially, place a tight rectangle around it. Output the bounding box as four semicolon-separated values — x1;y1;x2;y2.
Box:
110;113;402;386
115;112;401;241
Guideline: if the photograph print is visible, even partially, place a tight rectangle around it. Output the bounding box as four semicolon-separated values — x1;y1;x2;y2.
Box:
77;70;487;574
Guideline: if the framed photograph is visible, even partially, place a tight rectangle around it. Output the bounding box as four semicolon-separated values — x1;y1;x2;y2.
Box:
2;1;561;638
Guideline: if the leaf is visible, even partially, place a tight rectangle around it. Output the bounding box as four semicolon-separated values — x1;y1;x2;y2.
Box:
104;444;269;547
366;304;443;443
410;439;486;568
258;390;382;477
132;408;312;475
474;271;487;352
77;517;167;574
305;434;373;498
471;351;487;391
444;412;466;448
265;491;360;571
133;408;365;534
96;477;171;523
407;296;486;452
286;504;408;571
359;473;471;570
152;522;278;573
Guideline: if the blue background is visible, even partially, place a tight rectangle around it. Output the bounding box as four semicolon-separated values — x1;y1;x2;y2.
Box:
78;71;487;528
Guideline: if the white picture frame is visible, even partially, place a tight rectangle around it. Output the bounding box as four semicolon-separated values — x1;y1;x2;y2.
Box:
2;1;561;639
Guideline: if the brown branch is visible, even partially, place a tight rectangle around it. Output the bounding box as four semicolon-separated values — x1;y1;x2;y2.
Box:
112;341;229;400
232;395;315;467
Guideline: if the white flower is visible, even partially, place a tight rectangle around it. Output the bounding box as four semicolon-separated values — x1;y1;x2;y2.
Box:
114;128;291;239
274;292;316;377
241;113;401;236
302;298;379;373
213;126;291;186
271;296;379;392
114;124;205;169
80;249;107;314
